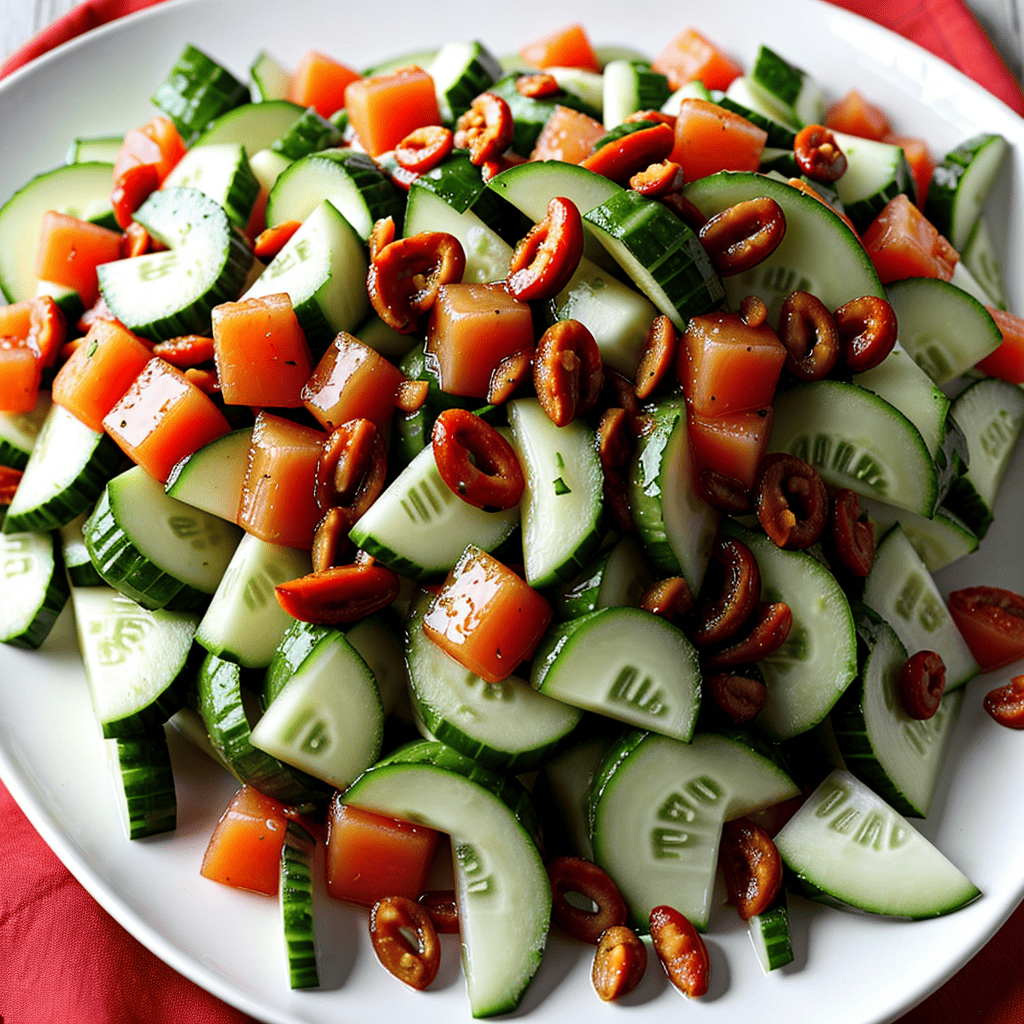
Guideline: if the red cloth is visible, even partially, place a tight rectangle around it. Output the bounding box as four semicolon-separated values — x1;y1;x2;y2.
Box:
1;2;1023;1022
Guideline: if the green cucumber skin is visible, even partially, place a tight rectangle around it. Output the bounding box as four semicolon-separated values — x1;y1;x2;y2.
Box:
115;729;177;839
0;529;70;650
280;820;319;990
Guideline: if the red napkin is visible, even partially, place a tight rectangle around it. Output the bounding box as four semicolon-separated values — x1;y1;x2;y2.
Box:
1;3;1023;1023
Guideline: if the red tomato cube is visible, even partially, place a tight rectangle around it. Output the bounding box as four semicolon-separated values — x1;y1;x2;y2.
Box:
301;332;405;434
344;67;442;157
670;99;766;182
862;194;958;284
103;357;231;482
677;311;787;418
422;544;553;683
200;784;290;895
688;406;774;490
325;799;439;907
0;339;43;415
236;411;326;550
425;283;534;399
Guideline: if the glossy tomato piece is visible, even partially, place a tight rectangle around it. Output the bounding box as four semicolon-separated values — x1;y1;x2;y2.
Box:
975;307;1024;384
0;339;43;415
237;411;326;550
200;784;291;895
688;405;773;490
824;89;891;141
652;27;743;92
33;211;123;308
302;332;405;434
670;99;766;182
425;283;534;399
861;193;958;284
103;357;231;483
288;50;360;119
325;798;439;907
344;67;441;157
519;23;601;73
677;311;787;418
113;115;187;183
948;586;1024;672
422;544;553;683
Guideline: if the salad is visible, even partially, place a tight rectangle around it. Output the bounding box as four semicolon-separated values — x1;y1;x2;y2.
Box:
1;6;1024;1023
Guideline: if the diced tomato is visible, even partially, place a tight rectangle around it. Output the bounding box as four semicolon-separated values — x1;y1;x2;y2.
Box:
884;132;934;207
519;23;601;74
0;339;43;415
344;67;442;158
677;311;787;418
975;307;1024;383
949;587;1024;673
301;332;405;434
51;319;154;433
669;99;766;181
530;105;607;163
688;405;774;490
112;115;187;184
861;193;958;283
325;798;440;907
211;292;313;408
33;211;123;308
0;296;65;368
422;545;553;684
103;357;231;482
236;411;326;550
425;283;534;399
288;50;361;118
652;28;743;92
824;89;891;141
200;784;291;895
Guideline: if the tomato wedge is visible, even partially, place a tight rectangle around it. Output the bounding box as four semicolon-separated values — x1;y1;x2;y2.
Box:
948;587;1024;672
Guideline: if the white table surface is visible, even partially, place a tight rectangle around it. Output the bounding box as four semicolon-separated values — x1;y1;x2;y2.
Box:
3;0;1024;78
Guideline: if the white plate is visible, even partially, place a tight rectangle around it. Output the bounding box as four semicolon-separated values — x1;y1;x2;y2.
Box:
2;1;1024;1022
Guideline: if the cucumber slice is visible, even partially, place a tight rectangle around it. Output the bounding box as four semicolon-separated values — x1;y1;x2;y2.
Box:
349;438;520;580
151;43;250;146
161;143;260;229
242;198;369;352
195;532;312;669
84;466;243;612
531;606;702;741
863;524;979;690
249;147;292;193
60;511;104;587
2;404;124;535
602;60;671;128
944;377;1024;538
584;189;724;330
960;215;1007;309
861;497;978;574
507;397;603;588
403;185;513;283
197;649;329;806
263;618;332;708
66;136;123;164
0;391;51;470
266;148;403;241
831;130;914;232
280;820;319;989
486;73;602;156
830;604;964;817
628;396;718;594
110;728;177;839
554;532;652;620
885;277;1002;386
71;585;197;738
684;171;885;321
249;52;293;103
164;426;253;522
925;132;1009;251
406;590;581;772
342;741;549;1018
775;768;980;917
344;612;410;719
723;521;857;741
853;346;949;462
548;255;659;377
0;529;69;649
427;40;503;123
769;380;938;518
250;629;383;790
270;107;346;161
589;730;799;932
97;186;254;342
748;892;794;972
662;80;714;115
0;161;115;304
747;45;824;127
536;735;611;860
